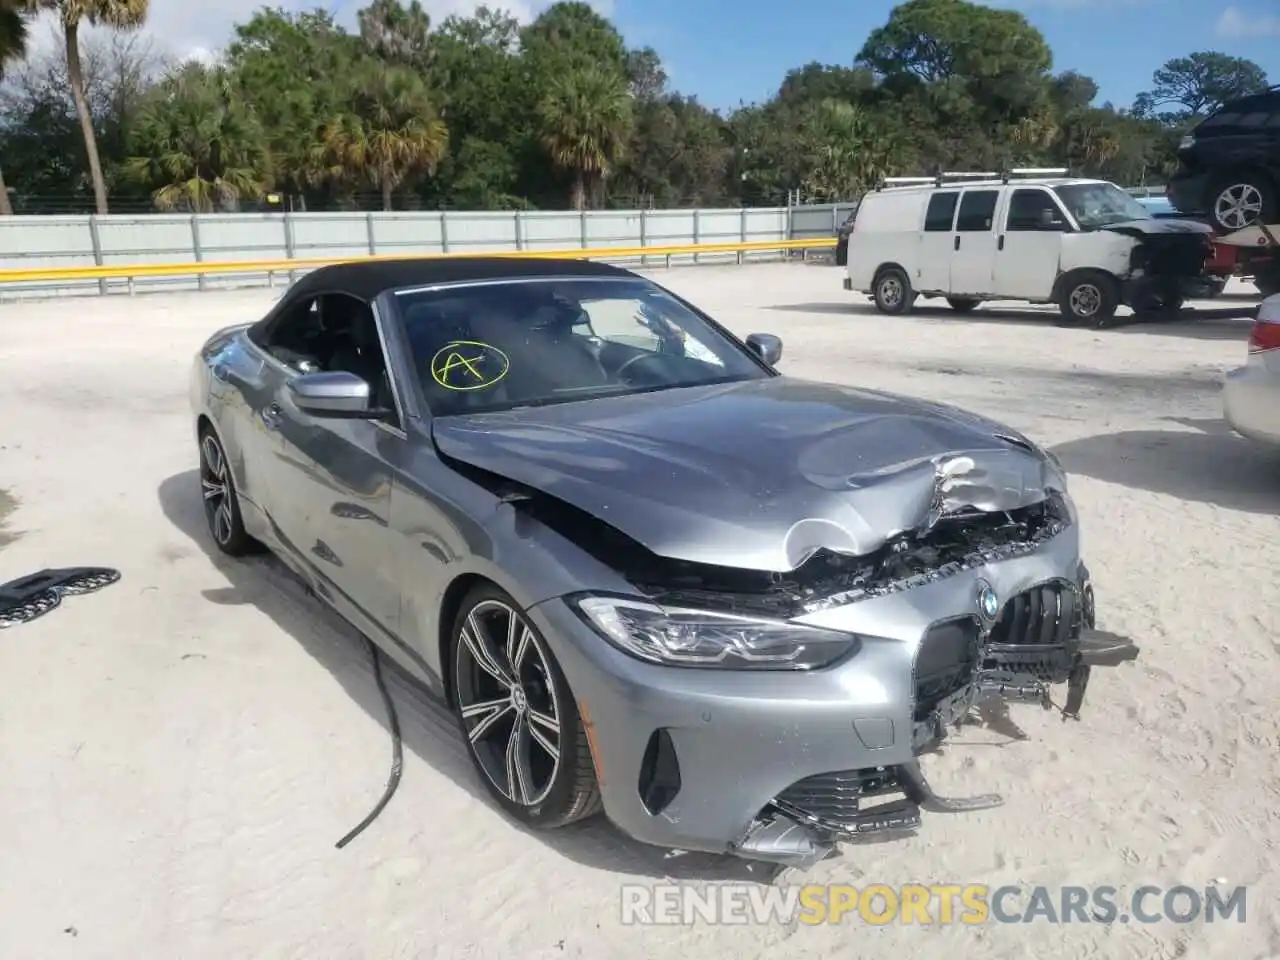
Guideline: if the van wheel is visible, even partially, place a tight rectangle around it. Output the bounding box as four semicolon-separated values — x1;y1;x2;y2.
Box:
946;298;979;313
1207;173;1276;233
873;268;914;315
1057;273;1119;328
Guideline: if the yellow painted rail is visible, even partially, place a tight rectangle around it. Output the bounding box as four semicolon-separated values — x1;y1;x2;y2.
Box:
0;237;837;285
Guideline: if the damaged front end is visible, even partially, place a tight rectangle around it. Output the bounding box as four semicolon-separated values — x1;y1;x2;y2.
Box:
732;516;1139;869
433;401;1139;868
1109;217;1217;311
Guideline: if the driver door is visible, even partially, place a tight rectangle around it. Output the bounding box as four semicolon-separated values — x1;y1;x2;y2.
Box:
257;293;403;635
992;188;1068;300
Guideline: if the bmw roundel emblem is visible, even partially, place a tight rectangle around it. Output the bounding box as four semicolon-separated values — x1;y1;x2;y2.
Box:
976;581;1000;621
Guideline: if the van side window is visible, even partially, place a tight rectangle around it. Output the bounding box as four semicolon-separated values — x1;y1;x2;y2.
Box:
1006;189;1063;231
956;190;998;232
924;192;959;232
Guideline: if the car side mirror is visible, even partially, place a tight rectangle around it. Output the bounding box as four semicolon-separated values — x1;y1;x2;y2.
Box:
289;370;381;418
746;332;783;366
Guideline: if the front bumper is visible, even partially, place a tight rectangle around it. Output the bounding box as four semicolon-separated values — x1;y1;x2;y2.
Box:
1224;364;1280;446
525;526;1138;867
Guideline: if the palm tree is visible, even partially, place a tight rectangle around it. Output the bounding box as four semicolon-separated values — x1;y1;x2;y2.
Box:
800;99;908;201
536;65;632;210
310;62;448;211
121;64;271;212
26;0;149;214
0;0;30;215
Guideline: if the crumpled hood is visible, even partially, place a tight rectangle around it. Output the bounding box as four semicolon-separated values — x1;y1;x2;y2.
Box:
432;377;1069;571
1101;217;1214;237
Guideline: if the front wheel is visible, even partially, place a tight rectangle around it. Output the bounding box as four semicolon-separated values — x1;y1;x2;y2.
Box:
451;585;602;828
198;427;260;556
1057;273;1120;328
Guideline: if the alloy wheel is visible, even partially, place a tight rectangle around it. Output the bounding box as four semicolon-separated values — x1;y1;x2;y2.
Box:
200;434;235;546
1214;183;1264;231
879;276;903;307
456;600;562;807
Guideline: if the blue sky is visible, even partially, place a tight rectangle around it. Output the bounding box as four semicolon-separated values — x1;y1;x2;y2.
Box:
609;0;1280;112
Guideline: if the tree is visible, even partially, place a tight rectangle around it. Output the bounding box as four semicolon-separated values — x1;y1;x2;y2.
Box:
26;0;149;214
536;65;632;210
226;8;362;208
121;63;271;211
626;46;666;102
358;0;432;69
1133;52;1269;122
0;0;31;214
776;63;874;107
797;99;909;201
311;60;448;210
426;7;530;207
522;2;627;79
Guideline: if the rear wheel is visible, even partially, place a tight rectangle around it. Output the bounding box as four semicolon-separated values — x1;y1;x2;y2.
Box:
873;267;914;315
946;297;979;313
1207;173;1276;233
1057;272;1120;328
451;585;601;828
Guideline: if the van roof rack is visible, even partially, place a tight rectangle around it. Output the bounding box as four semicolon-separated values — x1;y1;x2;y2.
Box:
876;167;1071;190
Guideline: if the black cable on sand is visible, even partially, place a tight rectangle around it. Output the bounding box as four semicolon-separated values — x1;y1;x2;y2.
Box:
335;637;404;849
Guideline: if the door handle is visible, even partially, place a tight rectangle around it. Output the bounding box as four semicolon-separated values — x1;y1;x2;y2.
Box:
998;235;1005;250
261;403;283;430
954;236;961;250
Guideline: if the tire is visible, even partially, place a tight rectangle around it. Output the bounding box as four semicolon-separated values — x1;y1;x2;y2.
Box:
834;238;848;267
451;584;602;828
946;297;980;313
198;426;260;556
873;267;914;315
1057;272;1120;328
1206;172;1277;233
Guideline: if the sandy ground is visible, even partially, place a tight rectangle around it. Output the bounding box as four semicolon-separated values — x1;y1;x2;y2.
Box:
1;263;1277;959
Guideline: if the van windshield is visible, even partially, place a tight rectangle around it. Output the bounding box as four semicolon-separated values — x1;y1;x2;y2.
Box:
1052;183;1151;229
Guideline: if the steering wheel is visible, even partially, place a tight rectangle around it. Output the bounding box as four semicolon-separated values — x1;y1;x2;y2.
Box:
614;352;667;383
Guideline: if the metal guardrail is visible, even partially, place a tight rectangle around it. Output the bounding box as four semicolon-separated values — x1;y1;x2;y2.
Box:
0;237;837;292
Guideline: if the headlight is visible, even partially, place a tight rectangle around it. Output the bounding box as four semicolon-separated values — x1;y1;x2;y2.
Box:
571;595;859;670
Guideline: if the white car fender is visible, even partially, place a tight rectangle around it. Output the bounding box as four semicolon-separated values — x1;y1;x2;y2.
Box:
1059;231;1135;279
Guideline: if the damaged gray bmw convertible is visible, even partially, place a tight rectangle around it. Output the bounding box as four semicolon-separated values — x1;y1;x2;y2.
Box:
189;257;1138;868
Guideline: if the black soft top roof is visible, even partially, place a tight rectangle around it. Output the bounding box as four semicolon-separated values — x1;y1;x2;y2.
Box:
289;256;633;301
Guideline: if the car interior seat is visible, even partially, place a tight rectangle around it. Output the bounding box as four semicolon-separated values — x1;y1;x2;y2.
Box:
324;299;395;411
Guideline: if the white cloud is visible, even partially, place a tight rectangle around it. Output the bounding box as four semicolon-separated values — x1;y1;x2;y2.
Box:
21;0;614;66
1216;4;1280;38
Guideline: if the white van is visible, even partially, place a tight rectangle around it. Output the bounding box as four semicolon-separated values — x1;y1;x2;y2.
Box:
842;169;1215;327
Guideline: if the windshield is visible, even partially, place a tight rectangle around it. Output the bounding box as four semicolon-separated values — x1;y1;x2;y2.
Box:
394;277;770;415
1052;183;1151;229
